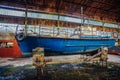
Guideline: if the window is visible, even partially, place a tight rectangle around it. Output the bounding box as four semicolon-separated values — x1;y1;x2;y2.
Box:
0;8;119;28
0;42;14;48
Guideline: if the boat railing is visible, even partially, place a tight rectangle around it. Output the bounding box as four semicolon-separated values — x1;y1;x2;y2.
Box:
26;26;113;39
0;24;114;39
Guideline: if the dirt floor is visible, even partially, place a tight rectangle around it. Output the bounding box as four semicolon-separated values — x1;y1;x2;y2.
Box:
0;54;120;80
0;54;120;67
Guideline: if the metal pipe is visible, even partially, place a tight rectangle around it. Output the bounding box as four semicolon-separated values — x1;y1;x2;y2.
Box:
46;59;84;65
25;4;28;36
80;6;83;26
57;14;60;35
79;6;84;37
100;17;104;35
39;20;41;36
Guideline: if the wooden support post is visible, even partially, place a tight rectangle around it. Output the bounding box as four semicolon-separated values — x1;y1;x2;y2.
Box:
33;47;45;79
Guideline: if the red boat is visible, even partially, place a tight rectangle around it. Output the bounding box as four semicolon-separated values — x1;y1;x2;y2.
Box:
108;46;120;55
0;40;23;58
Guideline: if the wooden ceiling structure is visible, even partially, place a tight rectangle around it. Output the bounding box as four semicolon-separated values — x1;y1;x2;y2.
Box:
0;0;120;23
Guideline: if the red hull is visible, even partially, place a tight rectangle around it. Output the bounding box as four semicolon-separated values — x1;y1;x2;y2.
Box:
108;50;120;55
0;40;23;58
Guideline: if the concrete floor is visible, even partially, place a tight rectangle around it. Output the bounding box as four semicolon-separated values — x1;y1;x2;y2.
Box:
0;54;120;67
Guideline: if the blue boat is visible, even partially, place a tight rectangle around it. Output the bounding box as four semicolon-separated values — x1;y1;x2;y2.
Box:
16;35;116;57
14;6;116;57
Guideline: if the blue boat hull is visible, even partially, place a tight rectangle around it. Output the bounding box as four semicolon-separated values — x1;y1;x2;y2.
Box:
17;36;115;56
